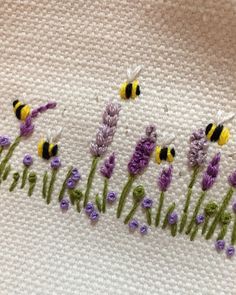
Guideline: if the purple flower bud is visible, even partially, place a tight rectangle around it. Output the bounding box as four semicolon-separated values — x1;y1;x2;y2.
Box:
168;212;178;225
202;174;214;191
141;197;153;209
201;153;220;191
226;245;235;258
85;202;94;215
158;165;173;192
228;170;236;188
50;157;61;169
66;178;76;189
232;201;236;214
90;210;99;222
100;153;116;179
129;219;139;230
140;224;148;235
188;129;208;168
60;198;69;212
106;191;117;203
23;154;33;166
20;116;35;137
71;168;81;182
215;240;225;251
0;136;11;147
196;214;205;225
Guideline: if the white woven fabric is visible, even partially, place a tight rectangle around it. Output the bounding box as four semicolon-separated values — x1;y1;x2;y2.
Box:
0;0;235;294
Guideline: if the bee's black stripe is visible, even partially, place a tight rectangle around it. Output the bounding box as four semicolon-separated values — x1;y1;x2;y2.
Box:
211;125;223;142
42;142;50;160
13;100;19;107
51;145;58;157
136;85;140;96
205;123;213;136
125;83;132;99
160;147;168;161
170;148;175;157
15;104;25;120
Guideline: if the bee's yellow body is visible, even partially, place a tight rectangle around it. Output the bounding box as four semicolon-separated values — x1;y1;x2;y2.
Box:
120;80;140;100
38;139;58;160
155;146;175;164
13;100;31;121
205;123;230;146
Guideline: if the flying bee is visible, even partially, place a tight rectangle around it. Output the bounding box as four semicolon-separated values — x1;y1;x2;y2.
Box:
119;66;142;100
205;111;235;146
155;134;176;164
13;100;31;121
38;128;62;160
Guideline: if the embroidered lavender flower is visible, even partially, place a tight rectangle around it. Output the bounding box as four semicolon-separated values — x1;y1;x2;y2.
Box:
140;224;148;235
117;125;157;218
100;153;115;179
228;170;236;188
60;198;70;212
129;219;139;231
0;136;11;148
142;198;153;209
215;240;225;251
71;168;81;182
90;210;99;222
85;202;94;215
23;154;33;167
21;154;33;189
190;213;205;241
66;178;76;189
196;214;205;225
51;157;61;169
106;191;117;203
226;245;235;258
168;212;178;225
46;157;61;205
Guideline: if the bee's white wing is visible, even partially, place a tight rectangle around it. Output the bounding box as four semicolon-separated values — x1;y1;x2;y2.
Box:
46;130;51;142
216;110;235;125
126;65;142;82
158;133;175;146
51;127;63;143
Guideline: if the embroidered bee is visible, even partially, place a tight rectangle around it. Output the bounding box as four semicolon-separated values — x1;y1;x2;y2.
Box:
119;66;142;100
13;100;31;121
205;111;235;146
38;129;62;160
155;134;176;164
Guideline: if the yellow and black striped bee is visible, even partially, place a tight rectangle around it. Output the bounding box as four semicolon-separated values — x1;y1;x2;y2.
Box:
205;111;235;146
38;129;62;160
155;134;176;164
120;66;142;100
13;100;31;121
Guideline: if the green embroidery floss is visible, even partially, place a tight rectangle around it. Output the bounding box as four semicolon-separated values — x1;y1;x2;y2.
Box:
101;177;108;213
231;202;236;245
117;175;135;218
0;146;3;156
146;208;152;226
96;194;102;213
47;169;58;205
58;166;73;202
205;187;234;240
42;171;48;199
2;164;11;181
69;189;83;212
155;191;165;227
21;167;29;189
190;225;199;241
171;223;177;237
124;185;145;224
162;202;176;229
202;201;218;235
9;172;20;192
28;172;37;197
83;157;99;208
216;212;232;241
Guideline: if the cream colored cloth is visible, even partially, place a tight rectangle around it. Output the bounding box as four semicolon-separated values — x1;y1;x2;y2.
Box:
0;1;235;294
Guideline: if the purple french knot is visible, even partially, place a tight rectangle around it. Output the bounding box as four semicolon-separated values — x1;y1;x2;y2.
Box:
168;212;178;225
106;191;117;203
60;198;69;212
71;168;81;182
142;197;153;209
20;116;34;137
90;210;99;222
158;165;173;192
129;219;139;230
85;202;94;215
90;102;121;157
100;153;115;179
232;201;236;214
201;153;220;191
140;224;148;235
196;214;205;225
66;178;76;189
226;245;235;258
0;136;11;147
23;154;33;166
228;170;236;188
50;157;61;169
188;129;208;168
215;240;225;251
127;126;157;176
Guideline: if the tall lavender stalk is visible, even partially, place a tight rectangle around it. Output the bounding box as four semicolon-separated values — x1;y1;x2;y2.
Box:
83;102;121;207
185;153;220;235
179;129;208;233
116;125;157;218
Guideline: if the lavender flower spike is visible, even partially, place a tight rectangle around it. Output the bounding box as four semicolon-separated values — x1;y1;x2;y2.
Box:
100;153;115;179
158;165;173;192
228;170;236;188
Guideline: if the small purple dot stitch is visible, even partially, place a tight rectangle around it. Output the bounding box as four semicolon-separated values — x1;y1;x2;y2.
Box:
90;210;99;222
71;168;81;182
129;219;139;230
0;136;11;147
215;240;225;251
85;202;94;215
23;154;33;166
106;191;117;203
60;198;69;212
168;212;178;225
140;224;148;235
51;157;61;169
232;201;236;214
196;214;205;225
66;178;76;189
226;245;235;258
141;197;153;209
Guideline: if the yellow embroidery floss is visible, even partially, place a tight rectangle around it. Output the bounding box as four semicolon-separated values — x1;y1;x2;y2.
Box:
119;66;142;100
155;134;176;164
13;100;31;121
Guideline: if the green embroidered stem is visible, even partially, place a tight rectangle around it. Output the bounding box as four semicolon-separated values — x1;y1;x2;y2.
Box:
217;224;228;241
47;169;58;204
28;172;37;197
42;171;48;199
102;177;108;213
179;167;199;233
76;200;81;213
58;166;73;202
146;208;152;226
21;167;28;189
117;175;135;218
9;172;20;192
2;164;11;181
205;187;234;240
171;224;177;237
201;215;210;235
231;215;236;245
162;202;176;229
69;190;76;205
83;157;99;208
124;202;139;224
155;191;165;227
190;225;199;241
0;136;21;179
96;194;102;213
0;146;3;156
185;191;207;235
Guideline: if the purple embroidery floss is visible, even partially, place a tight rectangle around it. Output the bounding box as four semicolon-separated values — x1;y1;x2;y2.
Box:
179;129;209;233
0;136;11;155
117;125;157;218
21;154;33;189
46;157;61;205
106;191;117;204
226;245;235;258
129;219;139;231
186;153;220;235
60;198;70;212
215;239;225;252
142;197;153;225
85;202;95;215
90;210;99;222
168;211;179;237
231;201;236;245
140;224;148;235
84;102;121;208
